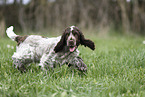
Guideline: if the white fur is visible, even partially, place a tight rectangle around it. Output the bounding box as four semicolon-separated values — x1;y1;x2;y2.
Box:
6;26;88;72
70;25;75;31
6;26;18;41
12;35;79;70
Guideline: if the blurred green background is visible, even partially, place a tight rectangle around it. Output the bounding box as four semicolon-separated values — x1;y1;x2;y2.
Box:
0;0;145;37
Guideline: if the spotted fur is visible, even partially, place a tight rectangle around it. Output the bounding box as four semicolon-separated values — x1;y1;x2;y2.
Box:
6;26;95;72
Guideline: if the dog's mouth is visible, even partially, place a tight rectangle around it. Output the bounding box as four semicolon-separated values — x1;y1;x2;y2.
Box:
69;45;77;52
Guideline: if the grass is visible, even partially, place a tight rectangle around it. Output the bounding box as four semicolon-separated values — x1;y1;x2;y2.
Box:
0;35;145;97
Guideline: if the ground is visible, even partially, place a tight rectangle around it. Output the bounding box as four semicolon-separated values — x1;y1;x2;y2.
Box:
0;35;145;97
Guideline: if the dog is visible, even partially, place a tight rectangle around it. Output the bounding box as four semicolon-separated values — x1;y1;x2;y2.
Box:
6;26;95;72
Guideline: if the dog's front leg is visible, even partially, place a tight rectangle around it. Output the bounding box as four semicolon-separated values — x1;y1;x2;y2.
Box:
68;56;87;72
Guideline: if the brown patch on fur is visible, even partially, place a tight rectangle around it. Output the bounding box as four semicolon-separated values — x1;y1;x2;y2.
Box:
42;36;46;38
15;35;28;46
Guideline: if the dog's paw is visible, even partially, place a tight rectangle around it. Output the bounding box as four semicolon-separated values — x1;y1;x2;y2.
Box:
78;63;87;72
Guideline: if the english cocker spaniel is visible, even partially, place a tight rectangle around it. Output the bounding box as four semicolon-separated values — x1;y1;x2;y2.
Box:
6;26;95;72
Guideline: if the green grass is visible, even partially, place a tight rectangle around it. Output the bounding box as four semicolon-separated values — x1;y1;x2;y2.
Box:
0;36;145;97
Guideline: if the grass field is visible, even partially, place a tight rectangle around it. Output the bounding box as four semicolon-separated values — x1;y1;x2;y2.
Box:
0;36;145;97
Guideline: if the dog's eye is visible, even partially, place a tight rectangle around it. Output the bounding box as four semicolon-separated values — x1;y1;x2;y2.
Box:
73;31;78;35
65;32;70;38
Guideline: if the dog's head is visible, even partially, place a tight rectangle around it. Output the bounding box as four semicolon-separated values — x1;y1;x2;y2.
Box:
54;26;95;53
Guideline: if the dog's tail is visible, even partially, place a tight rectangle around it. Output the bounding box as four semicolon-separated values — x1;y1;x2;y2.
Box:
6;26;18;41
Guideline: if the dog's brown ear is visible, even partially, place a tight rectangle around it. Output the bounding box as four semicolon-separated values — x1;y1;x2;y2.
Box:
15;35;28;46
54;32;66;53
78;29;95;50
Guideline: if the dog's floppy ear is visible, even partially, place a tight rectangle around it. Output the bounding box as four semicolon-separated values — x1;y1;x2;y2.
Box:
78;29;95;50
54;32;66;53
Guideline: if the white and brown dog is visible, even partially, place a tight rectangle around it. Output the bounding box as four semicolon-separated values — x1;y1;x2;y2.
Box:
6;26;95;72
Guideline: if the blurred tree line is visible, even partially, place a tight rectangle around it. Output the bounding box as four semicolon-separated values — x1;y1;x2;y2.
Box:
0;0;145;36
